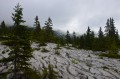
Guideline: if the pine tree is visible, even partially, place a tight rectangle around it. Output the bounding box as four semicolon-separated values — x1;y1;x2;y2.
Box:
0;21;6;36
72;31;76;46
34;16;41;42
79;35;85;49
43;17;54;42
0;3;33;79
95;27;105;51
34;16;41;32
12;3;25;26
85;26;92;49
105;19;110;36
104;18;118;54
105;18;116;38
98;27;104;39
110;18;115;37
65;30;71;45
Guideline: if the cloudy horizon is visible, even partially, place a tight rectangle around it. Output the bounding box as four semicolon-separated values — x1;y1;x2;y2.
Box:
0;0;120;34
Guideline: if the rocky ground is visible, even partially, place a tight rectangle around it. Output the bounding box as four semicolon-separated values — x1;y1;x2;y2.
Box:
0;43;120;79
30;43;120;79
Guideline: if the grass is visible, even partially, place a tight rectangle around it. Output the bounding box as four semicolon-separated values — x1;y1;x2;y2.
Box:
38;42;47;46
34;48;41;50
54;44;61;50
41;48;49;52
100;53;120;59
64;46;71;49
71;58;78;64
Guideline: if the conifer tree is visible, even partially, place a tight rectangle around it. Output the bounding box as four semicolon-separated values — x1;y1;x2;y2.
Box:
98;27;104;39
72;31;77;46
0;3;33;79
104;18;118;54
34;16;41;32
65;30;71;45
43;17;54;42
79;35;85;49
85;26;92;49
95;27;105;51
105;19;110;36
0;21;6;36
34;16;41;42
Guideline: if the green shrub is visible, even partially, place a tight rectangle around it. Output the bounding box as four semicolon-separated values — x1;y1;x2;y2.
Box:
41;48;49;52
55;50;60;55
88;54;91;57
2;51;5;54
6;49;9;52
42;64;59;79
102;66;109;70
54;44;61;49
23;69;42;79
64;46;71;49
100;53;120;59
72;59;78;64
34;48;41;50
39;42;46;46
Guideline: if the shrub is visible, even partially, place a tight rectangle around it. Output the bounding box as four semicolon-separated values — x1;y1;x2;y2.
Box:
2;51;5;54
100;53;120;59
55;50;60;55
34;48;41;50
54;44;61;49
72;59;78;64
102;66;109;70
41;48;49;52
42;64;59;79
39;42;46;47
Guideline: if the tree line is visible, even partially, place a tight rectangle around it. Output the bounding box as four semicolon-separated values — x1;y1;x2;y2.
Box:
0;6;120;54
65;18;119;53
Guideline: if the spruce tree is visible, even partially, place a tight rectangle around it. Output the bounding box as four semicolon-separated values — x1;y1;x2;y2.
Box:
34;16;41;42
85;26;92;49
98;27;104;39
0;3;33;79
72;31;77;46
79;35;85;49
65;30;71;45
0;21;6;36
43;17;54;42
104;18;118;54
96;27;105;51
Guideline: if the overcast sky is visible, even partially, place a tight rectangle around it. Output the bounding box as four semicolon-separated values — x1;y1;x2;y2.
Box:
0;0;120;34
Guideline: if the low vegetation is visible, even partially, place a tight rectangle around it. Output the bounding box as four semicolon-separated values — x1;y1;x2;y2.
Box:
100;53;120;59
41;48;49;52
55;49;60;55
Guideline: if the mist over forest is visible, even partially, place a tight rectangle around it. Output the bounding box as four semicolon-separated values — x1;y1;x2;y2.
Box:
0;1;120;79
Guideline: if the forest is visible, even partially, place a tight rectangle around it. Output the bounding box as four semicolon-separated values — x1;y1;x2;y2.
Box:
0;3;120;79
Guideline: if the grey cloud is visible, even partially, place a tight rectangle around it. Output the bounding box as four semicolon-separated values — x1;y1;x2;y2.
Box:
0;0;120;34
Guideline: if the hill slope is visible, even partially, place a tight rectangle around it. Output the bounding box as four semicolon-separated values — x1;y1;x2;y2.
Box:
30;43;120;79
0;43;120;79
